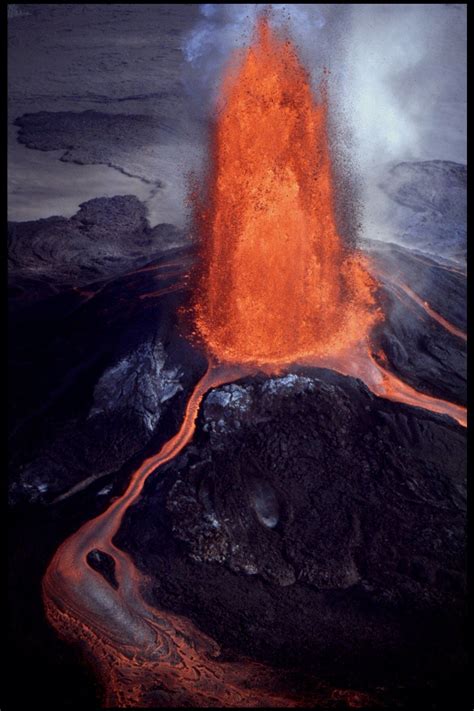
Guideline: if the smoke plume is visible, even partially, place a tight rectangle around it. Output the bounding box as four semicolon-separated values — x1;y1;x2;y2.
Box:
183;4;466;167
182;4;466;246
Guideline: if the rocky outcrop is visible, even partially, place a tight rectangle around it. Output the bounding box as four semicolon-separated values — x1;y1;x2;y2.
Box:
8;334;187;505
89;338;183;434
116;368;466;698
8;195;187;293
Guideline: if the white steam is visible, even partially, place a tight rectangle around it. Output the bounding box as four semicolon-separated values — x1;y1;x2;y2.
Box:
182;3;466;168
181;4;466;248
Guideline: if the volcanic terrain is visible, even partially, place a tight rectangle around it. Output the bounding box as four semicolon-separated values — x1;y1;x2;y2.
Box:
7;5;466;710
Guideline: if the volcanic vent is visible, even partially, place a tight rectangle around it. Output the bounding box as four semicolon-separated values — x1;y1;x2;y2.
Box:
193;19;380;367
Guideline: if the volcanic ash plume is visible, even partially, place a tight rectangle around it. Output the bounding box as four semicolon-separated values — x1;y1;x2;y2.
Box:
193;19;380;367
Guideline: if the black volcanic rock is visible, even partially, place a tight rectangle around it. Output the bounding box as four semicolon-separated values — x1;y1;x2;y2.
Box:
8;195;187;294
8;329;202;506
86;549;119;590
375;286;466;406
367;239;466;330
8;229;205;506
365;240;467;406
115;370;466;700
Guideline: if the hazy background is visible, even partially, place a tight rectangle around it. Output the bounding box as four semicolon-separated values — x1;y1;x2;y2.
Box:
181;3;466;246
8;4;466;238
183;4;466;166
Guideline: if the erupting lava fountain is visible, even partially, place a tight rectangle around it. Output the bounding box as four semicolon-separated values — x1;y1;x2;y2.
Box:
193;18;380;367
191;16;465;426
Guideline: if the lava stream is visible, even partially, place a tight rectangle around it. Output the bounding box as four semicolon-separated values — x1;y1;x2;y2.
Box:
393;280;466;341
292;341;466;428
44;364;356;707
372;355;467;426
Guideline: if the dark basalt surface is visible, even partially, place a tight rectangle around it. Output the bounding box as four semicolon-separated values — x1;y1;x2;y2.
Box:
366;240;466;406
15;110;164;162
8;194;186;295
374;286;466;406
115;369;466;705
368;239;466;330
86;549;119;590
8;296;206;505
8;198;205;505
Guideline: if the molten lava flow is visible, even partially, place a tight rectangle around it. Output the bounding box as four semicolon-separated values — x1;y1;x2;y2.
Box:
43;363;373;707
373;353;467;427
296;344;467;428
194;18;380;366
394;280;467;342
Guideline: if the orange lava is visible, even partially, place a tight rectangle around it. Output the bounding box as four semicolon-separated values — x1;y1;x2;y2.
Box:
193;18;380;367
296;344;467;428
394;280;467;342
43;364;371;707
370;350;466;426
